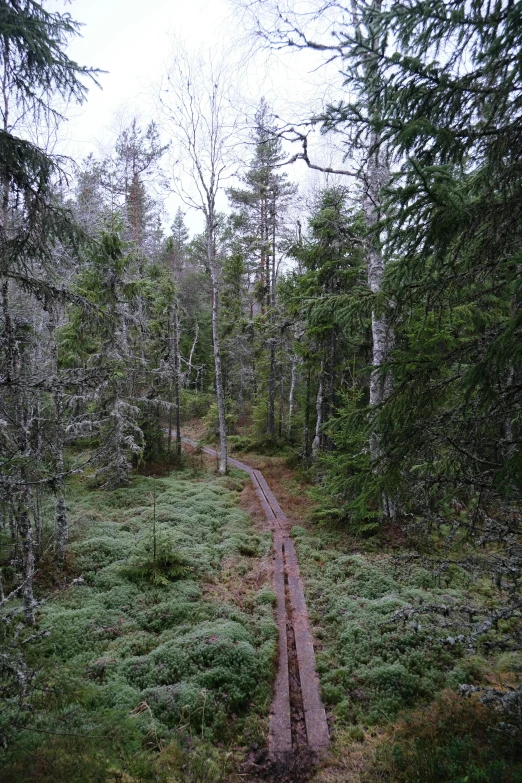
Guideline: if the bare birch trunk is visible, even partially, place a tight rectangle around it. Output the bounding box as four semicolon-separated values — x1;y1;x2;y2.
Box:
268;196;277;437
187;320;199;383
312;364;324;460
365;144;397;517
173;300;182;458
351;0;396;515
208;216;227;475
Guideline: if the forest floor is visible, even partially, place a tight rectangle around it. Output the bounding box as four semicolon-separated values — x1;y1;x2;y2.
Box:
3;428;522;783
215;433;522;783
1;466;279;783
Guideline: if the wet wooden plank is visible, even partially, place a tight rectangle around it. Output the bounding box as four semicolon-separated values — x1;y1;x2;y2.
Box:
179;433;329;757
269;528;292;756
284;537;330;752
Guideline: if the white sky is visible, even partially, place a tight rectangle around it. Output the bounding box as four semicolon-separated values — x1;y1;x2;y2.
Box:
52;0;346;234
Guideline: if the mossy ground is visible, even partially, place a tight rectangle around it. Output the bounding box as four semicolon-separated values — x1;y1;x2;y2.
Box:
1;470;276;783
287;524;522;783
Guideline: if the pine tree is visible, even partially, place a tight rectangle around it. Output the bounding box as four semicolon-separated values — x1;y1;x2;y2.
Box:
113;119;167;252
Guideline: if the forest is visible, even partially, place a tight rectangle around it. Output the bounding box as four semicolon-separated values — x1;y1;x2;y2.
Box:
1;1;522;781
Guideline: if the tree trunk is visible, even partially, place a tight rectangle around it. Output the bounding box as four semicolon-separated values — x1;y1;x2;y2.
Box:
207;214;227;475
352;0;397;516
326;330;336;451
287;354;298;438
312;363;324;460
268;337;276;438
304;366;312;461
47;305;68;559
18;504;35;624
173;300;182;457
167;385;173;453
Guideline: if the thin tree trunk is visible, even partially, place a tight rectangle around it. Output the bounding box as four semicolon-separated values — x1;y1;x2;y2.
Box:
288;354;298;438
268;337;276;438
326;330;336;451
304;366;312;461
353;0;397;516
18;506;35;624
278;386;283;438
187;319;199;385
312;363;324;460
268;196;278;438
167;383;173;453
34;488;42;555
173;301;182;457
208;214;227;475
47;304;68;559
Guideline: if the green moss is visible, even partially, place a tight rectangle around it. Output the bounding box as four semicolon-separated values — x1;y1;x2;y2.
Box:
3;470;276;782
293;524;502;728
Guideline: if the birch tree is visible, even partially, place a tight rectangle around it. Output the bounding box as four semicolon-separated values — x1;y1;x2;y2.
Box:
160;47;237;474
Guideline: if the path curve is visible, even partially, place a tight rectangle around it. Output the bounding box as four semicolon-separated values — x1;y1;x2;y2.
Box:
181;437;330;761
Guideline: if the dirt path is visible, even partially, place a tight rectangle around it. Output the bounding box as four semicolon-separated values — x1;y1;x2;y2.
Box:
181;437;330;772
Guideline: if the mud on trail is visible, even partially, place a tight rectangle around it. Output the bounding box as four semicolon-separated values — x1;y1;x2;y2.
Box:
180;437;330;782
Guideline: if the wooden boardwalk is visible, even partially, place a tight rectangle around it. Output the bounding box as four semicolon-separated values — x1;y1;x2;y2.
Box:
181;437;330;760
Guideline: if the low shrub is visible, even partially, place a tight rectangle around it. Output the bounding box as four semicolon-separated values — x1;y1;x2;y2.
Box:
374;691;522;783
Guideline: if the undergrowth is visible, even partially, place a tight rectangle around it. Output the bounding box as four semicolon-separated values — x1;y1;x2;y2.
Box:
1;471;276;783
293;525;522;782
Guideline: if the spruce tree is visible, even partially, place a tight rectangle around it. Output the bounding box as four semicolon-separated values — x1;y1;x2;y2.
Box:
0;0;97;621
228;99;296;437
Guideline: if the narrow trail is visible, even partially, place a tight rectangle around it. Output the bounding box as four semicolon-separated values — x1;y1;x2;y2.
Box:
180;437;330;770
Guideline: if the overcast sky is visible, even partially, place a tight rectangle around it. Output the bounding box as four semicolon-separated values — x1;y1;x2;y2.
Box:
51;0;345;233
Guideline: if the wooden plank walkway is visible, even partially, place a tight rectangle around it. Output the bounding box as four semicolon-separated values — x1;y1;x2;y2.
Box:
180;436;329;759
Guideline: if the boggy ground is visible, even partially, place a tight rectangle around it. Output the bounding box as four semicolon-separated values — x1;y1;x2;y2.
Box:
8;429;521;783
1;468;278;783
216;435;522;783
